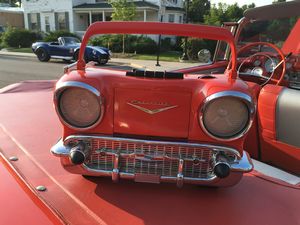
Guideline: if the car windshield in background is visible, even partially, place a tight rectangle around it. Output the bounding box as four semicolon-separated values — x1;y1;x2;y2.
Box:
64;37;81;45
238;16;299;48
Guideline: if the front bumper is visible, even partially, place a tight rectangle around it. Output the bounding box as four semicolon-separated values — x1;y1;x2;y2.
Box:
51;135;253;187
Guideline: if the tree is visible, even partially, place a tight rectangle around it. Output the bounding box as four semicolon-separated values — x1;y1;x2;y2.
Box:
109;0;136;53
204;3;255;26
0;0;21;6
187;0;210;23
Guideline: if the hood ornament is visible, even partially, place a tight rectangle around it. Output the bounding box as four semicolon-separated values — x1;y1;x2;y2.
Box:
127;101;178;115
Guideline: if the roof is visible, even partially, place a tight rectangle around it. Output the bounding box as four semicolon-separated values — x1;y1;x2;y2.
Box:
73;1;159;10
244;1;300;20
166;6;185;12
0;6;23;13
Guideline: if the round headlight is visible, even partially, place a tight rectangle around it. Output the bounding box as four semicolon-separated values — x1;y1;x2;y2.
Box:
58;87;102;128
200;92;254;140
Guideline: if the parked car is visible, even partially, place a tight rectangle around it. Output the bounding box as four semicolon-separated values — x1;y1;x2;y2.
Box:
31;36;111;64
51;1;300;188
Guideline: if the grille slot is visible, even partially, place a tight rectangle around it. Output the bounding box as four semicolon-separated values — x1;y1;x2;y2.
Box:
82;138;237;179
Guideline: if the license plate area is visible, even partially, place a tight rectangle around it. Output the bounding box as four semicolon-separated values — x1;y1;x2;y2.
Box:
134;173;160;184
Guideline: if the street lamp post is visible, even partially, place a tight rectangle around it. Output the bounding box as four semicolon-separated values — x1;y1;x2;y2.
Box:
181;0;189;60
156;15;163;66
156;5;165;67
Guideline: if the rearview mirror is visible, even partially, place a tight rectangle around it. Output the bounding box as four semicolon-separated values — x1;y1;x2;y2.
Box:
198;49;212;63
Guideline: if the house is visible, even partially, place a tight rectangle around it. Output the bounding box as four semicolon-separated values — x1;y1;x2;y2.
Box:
21;0;185;37
0;5;24;29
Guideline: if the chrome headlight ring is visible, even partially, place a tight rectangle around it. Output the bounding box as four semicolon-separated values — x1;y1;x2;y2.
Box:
199;91;256;141
54;81;104;130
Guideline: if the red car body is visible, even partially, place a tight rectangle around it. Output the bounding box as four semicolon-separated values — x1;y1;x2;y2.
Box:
51;22;255;187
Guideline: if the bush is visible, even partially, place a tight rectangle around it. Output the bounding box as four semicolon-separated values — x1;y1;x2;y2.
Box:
43;30;79;42
134;36;157;54
1;27;40;48
90;34;157;54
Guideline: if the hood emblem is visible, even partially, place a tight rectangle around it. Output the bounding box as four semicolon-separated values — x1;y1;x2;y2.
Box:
127;101;178;115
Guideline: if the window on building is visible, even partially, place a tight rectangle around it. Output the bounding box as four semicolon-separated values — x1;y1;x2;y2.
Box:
29;13;38;30
179;15;182;23
58;13;67;30
45;16;50;32
168;14;175;23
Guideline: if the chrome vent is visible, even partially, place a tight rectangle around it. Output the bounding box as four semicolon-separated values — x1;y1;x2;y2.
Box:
78;137;237;179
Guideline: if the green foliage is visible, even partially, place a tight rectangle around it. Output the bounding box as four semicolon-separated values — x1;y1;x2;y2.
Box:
90;35;157;54
204;3;255;26
109;0;136;21
1;27;40;48
43;30;79;42
0;0;21;7
188;0;210;23
134;36;157;54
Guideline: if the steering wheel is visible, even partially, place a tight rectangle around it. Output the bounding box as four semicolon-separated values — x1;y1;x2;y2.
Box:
237;42;286;86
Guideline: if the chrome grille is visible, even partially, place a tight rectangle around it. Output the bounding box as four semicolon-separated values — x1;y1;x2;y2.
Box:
80;137;237;179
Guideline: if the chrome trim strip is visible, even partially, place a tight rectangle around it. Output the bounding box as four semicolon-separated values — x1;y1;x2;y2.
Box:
51;55;73;60
199;91;256;141
53;81;104;131
63;62;77;73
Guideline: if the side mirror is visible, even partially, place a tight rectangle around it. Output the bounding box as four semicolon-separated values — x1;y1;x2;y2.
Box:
198;49;212;63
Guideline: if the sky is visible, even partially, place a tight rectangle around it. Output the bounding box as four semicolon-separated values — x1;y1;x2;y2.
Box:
210;0;274;7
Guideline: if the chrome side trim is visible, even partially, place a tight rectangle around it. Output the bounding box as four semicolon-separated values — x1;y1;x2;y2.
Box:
199;91;256;141
53;81;104;131
51;55;73;60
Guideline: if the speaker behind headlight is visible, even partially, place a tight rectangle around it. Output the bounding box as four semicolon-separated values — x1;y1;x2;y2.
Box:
199;91;255;141
54;82;104;130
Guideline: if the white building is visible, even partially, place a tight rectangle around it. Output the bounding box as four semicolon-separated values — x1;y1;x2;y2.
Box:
22;0;185;36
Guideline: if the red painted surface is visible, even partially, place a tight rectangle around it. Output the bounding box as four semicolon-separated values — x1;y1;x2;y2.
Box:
114;88;191;138
243;82;261;159
282;18;300;55
77;22;238;79
258;85;300;173
0;155;63;225
0;81;299;225
257;85;283;140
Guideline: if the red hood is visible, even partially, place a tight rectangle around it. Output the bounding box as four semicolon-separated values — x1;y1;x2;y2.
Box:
114;87;191;138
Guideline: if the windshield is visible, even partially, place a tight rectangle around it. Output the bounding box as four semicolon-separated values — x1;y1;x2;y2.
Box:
215;16;300;61
64;37;81;45
238;17;299;48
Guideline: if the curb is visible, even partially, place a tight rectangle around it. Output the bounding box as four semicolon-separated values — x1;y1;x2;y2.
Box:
0;51;36;58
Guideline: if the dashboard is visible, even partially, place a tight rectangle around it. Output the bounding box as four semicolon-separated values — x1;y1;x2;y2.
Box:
238;53;300;89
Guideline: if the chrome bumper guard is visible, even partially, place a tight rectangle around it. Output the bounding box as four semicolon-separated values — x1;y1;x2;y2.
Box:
51;135;253;187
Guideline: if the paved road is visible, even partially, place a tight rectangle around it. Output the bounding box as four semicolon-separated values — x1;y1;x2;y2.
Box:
0;55;132;88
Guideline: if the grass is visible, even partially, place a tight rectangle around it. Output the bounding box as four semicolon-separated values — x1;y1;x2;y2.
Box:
113;51;181;62
5;47;32;53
